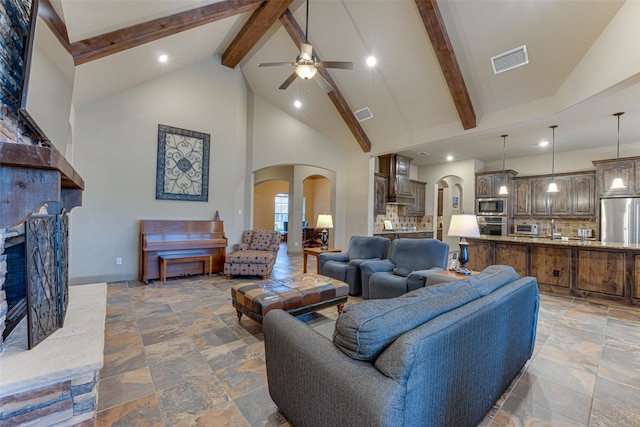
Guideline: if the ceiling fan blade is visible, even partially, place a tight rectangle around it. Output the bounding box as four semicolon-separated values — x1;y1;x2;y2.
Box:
300;43;313;60
279;72;299;90
316;61;354;70
314;73;333;93
259;62;295;67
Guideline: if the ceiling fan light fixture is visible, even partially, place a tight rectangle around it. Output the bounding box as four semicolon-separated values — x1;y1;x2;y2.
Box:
295;63;317;80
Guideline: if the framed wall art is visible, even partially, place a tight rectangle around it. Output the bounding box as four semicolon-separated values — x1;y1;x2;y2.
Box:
156;124;210;202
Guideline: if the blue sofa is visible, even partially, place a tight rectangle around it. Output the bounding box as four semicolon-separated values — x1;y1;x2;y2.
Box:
264;265;539;427
360;238;449;299
319;235;391;295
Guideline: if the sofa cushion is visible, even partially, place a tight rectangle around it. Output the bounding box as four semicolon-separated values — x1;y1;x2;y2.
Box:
467;265;520;296
333;280;482;361
392;267;411;277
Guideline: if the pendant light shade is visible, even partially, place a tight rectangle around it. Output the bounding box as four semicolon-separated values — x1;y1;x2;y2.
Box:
547;125;559;193
610;112;626;190
498;134;509;195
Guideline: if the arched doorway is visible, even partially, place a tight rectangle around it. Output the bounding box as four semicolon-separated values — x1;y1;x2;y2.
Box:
253;165;336;253
435;175;465;250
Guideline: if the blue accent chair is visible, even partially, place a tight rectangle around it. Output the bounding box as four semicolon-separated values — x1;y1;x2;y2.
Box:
319;235;391;296
360;238;449;299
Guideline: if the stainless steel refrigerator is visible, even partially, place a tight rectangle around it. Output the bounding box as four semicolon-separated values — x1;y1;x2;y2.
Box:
600;198;640;244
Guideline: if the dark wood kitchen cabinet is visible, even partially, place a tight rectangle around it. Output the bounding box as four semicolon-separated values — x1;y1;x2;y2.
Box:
512;178;531;216
516;171;595;218
374;173;388;215
593;157;637;197
402;180;426;216
475;170;516;198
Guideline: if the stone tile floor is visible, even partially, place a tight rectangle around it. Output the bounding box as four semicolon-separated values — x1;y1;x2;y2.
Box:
96;244;640;426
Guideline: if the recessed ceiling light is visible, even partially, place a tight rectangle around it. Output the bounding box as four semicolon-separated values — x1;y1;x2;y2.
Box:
446;155;454;161
158;54;168;63
366;56;377;67
539;140;549;147
294;100;302;109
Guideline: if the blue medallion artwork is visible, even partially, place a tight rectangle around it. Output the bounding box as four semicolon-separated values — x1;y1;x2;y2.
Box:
156;124;210;201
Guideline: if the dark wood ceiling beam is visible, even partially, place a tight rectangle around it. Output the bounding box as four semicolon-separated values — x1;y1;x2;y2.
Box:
279;9;372;153
38;0;71;54
71;0;263;66
221;0;293;68
414;0;476;130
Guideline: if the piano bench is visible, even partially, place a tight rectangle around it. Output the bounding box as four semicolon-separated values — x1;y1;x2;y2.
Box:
158;252;213;284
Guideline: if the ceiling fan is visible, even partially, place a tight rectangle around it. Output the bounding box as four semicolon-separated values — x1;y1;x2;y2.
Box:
258;0;353;92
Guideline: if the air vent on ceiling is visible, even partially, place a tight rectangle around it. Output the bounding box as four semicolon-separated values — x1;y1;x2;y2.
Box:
354;107;373;122
491;45;529;75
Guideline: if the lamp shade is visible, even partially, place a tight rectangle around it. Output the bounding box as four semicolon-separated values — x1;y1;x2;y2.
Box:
447;214;480;238
316;214;333;229
611;177;626;189
547;182;559;193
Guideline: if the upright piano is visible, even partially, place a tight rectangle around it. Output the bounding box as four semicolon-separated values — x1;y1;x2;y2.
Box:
139;219;227;283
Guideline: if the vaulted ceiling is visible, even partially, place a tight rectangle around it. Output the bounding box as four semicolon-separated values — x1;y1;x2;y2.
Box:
49;0;640;166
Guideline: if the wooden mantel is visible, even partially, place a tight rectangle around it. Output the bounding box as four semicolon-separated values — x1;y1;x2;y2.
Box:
0;142;84;228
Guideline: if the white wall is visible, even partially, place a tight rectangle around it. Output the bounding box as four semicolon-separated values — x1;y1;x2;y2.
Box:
248;94;371;250
70;56;248;284
481;141;640;177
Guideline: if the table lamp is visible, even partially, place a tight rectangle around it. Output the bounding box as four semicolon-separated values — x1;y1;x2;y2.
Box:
447;214;480;275
316;214;334;250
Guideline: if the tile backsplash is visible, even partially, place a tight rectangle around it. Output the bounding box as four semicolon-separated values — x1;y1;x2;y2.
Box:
513;218;597;238
374;205;433;233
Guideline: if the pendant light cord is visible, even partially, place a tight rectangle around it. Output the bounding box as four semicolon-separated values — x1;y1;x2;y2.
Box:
501;134;507;180
550;125;557;180
615;112;624;177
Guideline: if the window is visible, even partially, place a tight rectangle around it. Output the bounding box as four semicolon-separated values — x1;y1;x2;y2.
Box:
274;193;288;234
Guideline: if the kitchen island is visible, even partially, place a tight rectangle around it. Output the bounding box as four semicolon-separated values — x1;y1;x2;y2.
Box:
467;235;640;304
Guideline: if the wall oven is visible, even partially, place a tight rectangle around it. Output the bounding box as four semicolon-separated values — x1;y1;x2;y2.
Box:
478;216;508;236
476;198;507;216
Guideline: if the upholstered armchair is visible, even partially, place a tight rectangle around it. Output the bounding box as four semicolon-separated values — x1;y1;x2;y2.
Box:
360;238;449;299
318;235;391;296
224;230;281;279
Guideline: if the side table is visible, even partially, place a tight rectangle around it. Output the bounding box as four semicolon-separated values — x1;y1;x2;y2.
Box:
426;269;480;286
303;248;342;273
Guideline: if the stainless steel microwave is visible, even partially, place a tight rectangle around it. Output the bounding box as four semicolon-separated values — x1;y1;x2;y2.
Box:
514;224;540;235
476;198;507;216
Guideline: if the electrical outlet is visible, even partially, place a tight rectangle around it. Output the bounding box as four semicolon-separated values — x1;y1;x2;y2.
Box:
295;242;299;247
116;257;123;265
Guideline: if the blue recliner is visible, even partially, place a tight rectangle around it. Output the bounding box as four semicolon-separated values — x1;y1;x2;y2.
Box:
360;238;449;299
319;235;391;295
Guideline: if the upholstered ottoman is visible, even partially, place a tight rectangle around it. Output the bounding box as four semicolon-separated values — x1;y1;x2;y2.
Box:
230;273;349;324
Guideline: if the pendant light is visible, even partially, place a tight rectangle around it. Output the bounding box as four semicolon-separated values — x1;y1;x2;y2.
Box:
547;125;559;193
610;112;626;189
498;134;509;195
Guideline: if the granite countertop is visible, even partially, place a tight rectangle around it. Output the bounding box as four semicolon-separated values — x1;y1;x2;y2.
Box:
375;229;433;234
470;235;640;250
